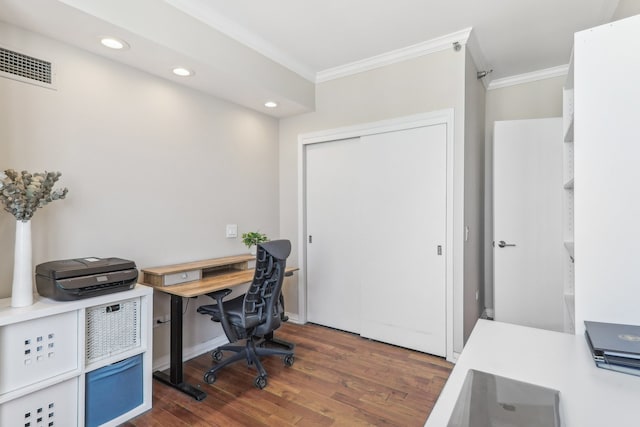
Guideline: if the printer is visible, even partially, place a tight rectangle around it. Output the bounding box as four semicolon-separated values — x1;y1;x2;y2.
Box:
36;257;138;301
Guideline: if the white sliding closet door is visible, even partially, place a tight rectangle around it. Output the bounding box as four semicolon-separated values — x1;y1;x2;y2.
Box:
305;125;447;356
358;125;447;356
306;138;363;333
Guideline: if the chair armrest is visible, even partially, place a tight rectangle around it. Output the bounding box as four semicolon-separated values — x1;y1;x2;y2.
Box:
206;289;233;300
205;288;238;342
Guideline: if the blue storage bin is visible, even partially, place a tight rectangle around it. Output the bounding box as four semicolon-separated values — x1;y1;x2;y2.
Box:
86;354;143;427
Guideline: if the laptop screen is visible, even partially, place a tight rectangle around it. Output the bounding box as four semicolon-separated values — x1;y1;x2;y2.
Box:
447;369;561;427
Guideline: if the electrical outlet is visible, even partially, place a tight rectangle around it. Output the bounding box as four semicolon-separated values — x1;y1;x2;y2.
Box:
153;315;171;328
153;316;163;328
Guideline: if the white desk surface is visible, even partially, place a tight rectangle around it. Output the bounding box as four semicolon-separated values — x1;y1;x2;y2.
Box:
425;319;640;426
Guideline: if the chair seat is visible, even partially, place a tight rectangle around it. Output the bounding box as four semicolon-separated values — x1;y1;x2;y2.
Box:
198;294;271;331
197;294;244;324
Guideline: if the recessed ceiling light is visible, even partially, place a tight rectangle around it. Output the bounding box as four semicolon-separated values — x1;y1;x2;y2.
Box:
100;37;129;50
172;67;194;77
264;101;278;108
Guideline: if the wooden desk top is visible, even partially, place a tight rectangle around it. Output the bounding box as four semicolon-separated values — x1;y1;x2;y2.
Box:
141;254;298;298
143;266;298;298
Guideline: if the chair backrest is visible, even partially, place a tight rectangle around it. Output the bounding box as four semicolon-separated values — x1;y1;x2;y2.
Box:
243;239;291;336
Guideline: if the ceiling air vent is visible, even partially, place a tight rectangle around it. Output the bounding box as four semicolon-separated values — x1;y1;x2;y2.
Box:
0;46;55;89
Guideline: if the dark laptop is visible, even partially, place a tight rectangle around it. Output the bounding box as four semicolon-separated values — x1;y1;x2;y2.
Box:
584;321;640;362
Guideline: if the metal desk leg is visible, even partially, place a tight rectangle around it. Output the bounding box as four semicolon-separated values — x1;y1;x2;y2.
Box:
152;294;207;401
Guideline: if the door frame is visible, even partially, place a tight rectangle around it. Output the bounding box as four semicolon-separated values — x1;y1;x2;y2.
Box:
297;109;455;360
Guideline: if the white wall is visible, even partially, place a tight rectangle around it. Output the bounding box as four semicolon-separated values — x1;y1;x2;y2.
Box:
612;1;640;20
0;22;280;365
279;47;475;353
483;76;564;310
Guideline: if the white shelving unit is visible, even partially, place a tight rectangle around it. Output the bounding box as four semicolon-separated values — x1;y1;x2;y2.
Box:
562;53;575;333
0;285;153;426
573;14;640;335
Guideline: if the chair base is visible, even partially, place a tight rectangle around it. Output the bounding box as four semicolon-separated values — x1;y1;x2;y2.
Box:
204;336;295;389
261;331;295;351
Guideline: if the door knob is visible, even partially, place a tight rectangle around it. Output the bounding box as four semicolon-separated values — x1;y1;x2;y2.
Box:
497;240;516;248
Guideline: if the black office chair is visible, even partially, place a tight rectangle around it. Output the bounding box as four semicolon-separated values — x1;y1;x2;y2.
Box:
197;239;295;389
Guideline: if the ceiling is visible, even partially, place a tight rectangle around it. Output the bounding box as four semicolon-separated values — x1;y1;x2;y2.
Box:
0;0;624;117
166;0;618;79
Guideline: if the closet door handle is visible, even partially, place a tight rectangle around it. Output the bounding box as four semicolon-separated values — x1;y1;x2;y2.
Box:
497;240;516;248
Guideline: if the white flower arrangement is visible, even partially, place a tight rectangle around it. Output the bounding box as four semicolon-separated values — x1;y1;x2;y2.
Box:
0;169;68;221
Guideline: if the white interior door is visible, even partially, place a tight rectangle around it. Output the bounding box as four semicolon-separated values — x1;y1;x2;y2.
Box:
493;118;564;332
305;125;447;356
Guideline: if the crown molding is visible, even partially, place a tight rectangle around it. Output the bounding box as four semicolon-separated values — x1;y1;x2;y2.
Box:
316;27;473;83
488;64;569;90
164;0;317;82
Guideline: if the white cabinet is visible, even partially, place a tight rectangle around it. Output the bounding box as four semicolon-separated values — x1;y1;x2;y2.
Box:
0;285;153;426
572;14;640;335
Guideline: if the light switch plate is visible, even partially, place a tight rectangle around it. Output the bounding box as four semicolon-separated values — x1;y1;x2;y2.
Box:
226;224;238;238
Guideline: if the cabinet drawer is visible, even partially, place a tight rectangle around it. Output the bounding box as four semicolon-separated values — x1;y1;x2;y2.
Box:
86;354;143;427
0;378;78;427
86;298;141;364
0;311;78;394
163;269;201;286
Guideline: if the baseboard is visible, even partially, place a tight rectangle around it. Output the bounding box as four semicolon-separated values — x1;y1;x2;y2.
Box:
284;312;302;324
483;308;495;320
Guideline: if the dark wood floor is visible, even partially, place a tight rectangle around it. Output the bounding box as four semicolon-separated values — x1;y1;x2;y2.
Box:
122;322;452;426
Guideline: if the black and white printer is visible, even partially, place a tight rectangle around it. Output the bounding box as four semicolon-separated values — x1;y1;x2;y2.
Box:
36;257;138;301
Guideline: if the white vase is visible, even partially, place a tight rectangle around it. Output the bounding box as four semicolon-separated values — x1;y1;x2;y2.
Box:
250;245;257;256
11;219;34;307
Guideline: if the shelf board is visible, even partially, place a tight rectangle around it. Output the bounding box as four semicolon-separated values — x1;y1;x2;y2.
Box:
564;178;574;189
141;254;255;286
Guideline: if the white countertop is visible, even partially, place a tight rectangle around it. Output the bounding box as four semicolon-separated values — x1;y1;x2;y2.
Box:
425;319;640;426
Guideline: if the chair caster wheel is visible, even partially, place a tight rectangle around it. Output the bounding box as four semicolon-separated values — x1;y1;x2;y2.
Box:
283;354;295;367
254;375;267;389
204;372;217;384
211;350;223;361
